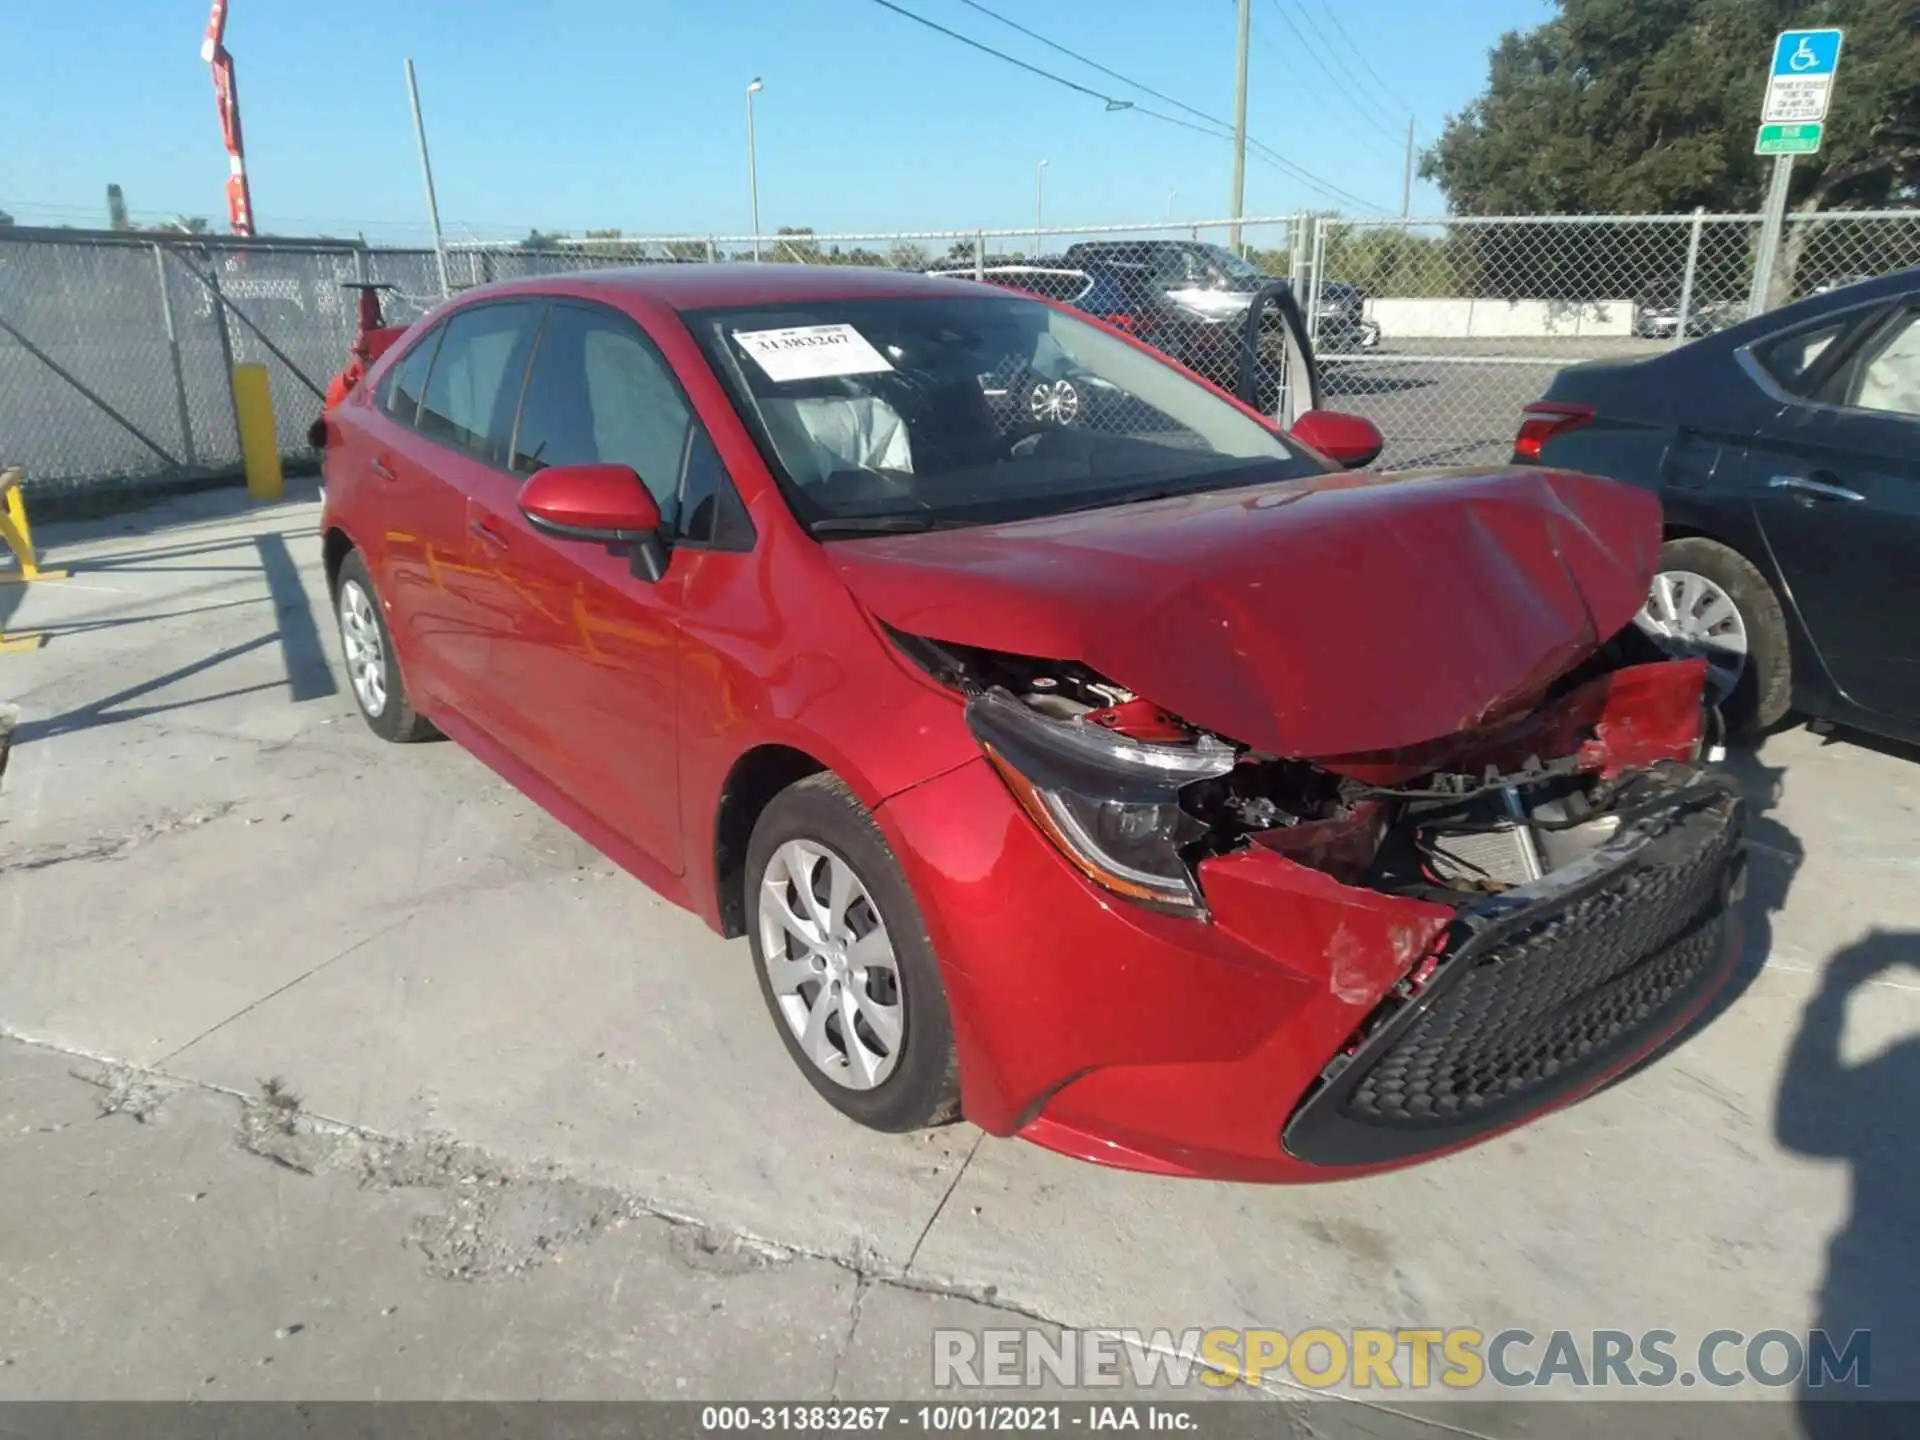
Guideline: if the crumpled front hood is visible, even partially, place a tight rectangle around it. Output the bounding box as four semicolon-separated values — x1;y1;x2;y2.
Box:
829;466;1662;759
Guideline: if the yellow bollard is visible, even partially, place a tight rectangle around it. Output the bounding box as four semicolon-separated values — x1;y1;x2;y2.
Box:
232;363;285;502
0;466;69;585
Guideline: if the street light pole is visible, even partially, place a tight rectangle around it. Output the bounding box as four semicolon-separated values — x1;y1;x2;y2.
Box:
1035;159;1049;252
404;58;451;297
747;78;764;262
1229;0;1251;252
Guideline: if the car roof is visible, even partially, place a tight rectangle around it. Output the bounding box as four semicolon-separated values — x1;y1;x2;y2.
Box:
456;262;983;312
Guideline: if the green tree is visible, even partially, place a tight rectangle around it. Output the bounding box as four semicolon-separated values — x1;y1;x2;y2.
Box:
773;226;822;263
520;229;569;250
0;209;15;227
107;183;131;231
1424;0;1919;215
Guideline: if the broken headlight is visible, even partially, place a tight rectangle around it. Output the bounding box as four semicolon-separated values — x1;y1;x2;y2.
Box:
964;687;1234;914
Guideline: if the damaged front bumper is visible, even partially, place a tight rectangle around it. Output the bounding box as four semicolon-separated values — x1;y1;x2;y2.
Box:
874;754;1746;1184
1282;770;1745;1167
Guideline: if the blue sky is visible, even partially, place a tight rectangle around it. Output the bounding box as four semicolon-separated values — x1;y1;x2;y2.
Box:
1;0;1552;244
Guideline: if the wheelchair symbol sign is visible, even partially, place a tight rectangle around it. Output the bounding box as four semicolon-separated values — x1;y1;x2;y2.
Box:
1771;29;1842;79
1763;29;1842;129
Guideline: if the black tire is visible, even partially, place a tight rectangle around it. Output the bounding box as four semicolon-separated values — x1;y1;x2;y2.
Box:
1646;537;1792;741
333;550;438;744
744;773;961;1132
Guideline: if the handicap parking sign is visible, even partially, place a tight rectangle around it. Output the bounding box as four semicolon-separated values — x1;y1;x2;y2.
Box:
1772;29;1843;77
1761;28;1843;133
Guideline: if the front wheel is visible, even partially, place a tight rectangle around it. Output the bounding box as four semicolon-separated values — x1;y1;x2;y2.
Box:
1023;374;1085;428
1633;537;1791;740
745;774;960;1132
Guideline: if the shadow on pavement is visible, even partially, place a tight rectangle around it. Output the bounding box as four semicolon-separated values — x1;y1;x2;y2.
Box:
1776;931;1920;1431
1805;723;1920;770
9;530;338;743
255;531;336;702
1319;367;1434;396
9;632;286;744
64;531;301;577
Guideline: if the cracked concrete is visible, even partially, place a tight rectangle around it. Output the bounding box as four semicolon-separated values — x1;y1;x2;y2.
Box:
0;800;235;876
0;1036;1355;1414
3;486;1918;1429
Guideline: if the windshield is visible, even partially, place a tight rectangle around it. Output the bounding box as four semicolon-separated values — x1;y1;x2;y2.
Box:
685;293;1317;535
1197;244;1268;283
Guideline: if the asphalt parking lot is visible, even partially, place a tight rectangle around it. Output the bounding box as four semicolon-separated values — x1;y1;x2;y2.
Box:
2;482;1918;1430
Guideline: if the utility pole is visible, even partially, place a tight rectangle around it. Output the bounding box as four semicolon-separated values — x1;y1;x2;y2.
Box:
1229;0;1251;252
1401;118;1415;217
405;58;451;297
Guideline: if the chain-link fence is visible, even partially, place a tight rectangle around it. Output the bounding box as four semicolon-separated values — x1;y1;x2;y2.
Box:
4;210;1916;495
1302;209;1920;467
0;229;447;497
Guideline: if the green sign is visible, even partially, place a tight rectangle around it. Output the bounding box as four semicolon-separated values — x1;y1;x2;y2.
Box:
1756;121;1824;155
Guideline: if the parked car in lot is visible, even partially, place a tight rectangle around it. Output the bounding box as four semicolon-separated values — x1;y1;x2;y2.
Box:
1063;239;1382;352
314;263;1744;1183
1517;268;1920;746
927;257;1291;418
1633;289;1744;340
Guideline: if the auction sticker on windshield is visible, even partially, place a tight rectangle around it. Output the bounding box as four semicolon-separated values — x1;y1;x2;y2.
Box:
734;324;895;382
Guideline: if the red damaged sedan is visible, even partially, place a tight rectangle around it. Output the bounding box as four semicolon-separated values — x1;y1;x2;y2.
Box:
314;264;1746;1183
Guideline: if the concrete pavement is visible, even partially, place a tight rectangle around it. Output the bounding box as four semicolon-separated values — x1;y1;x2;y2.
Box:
2;484;1917;1429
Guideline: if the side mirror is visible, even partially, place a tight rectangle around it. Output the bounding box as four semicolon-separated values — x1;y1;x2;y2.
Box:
519;463;671;583
1290;410;1385;470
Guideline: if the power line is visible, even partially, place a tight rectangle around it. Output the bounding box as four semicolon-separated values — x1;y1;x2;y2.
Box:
1308;0;1407;119
868;0;1383;211
1262;0;1407;145
1288;0;1408;122
863;0;1136;110
1244;28;1402;168
949;0;1224;132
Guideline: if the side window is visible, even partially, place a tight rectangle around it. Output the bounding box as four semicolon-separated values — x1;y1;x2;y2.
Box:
510;305;693;510
1756;319;1848;394
416;302;542;459
677;424;753;549
378;325;442;426
1842;310;1920;418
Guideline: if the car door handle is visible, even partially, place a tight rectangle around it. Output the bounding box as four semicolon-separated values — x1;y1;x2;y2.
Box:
370;455;398;482
469;516;511;550
1768;474;1864;503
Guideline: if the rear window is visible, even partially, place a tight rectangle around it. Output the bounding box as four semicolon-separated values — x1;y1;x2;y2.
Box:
1756;320;1846;394
378;326;442;425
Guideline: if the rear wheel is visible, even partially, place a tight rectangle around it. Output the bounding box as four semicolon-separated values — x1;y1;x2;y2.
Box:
334;551;437;744
1633;537;1791;739
745;774;960;1132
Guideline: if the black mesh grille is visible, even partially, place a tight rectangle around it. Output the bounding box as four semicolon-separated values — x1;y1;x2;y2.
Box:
1284;784;1743;1166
